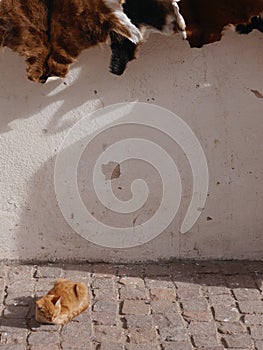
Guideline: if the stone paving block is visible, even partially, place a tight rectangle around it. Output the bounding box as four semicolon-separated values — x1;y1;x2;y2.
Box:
35;265;63;278
64;265;91;281
217;321;247;335
5;291;35;307
209;293;236;306
212;303;240;322
93;325;124;342
91;277;115;290
93;300;118;313
250;325;263;340
119;277;148;300
238;300;263;314
6;265;34;282
92;277;117;301
92;311;117;326
188;321;219;347
0;277;5;293
150;301;179;314
63;343;93;350
0;263;6;278
8;279;34;293
61;320;92;348
223;334;254;348
3;305;29;319
232;288;261;301
0;327;28;345
29;321;61;332
29;346;61;350
161;342;193;350
176;282;201;299
244;314;263;325
254;274;263;291
0;317;27;328
182;297;213;322
0;345;27;350
99;343;124;350
153;313;185;329
196;347;225;350
150;287;176;301
28;331;60;346
34;278;56;293
125;344;160;350
255;340;263;350
122;315;153;328
158;325;189;342
205;285;231;296
121;300;151;315
144;278;174;289
127;327;157;344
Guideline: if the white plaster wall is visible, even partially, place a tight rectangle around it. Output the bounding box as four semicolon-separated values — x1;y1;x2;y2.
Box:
0;29;262;262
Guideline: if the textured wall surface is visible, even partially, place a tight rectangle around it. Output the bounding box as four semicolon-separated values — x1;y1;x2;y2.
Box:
0;29;262;262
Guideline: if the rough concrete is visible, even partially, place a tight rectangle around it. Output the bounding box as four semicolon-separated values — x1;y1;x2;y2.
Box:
0;29;263;262
0;261;263;349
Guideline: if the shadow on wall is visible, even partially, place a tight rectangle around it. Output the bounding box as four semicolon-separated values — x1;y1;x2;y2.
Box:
1;34;191;262
1;30;263;262
0;35;185;134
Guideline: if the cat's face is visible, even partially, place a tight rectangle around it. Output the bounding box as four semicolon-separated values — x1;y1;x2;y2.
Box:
35;295;61;324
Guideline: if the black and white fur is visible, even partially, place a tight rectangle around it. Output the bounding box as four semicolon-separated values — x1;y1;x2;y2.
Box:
236;13;263;34
109;0;187;75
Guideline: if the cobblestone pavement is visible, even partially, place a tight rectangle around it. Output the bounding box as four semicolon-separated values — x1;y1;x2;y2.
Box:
0;261;263;350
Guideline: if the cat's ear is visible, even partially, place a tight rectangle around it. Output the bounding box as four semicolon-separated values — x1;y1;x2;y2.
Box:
36;301;43;310
51;295;61;307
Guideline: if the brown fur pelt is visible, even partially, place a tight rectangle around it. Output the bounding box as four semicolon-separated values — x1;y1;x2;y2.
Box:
0;0;50;83
0;0;141;82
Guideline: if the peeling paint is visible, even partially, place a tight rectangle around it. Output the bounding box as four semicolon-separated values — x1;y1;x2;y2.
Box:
250;89;263;99
101;162;121;181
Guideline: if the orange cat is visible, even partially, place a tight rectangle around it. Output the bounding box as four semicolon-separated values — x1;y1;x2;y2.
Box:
35;279;89;325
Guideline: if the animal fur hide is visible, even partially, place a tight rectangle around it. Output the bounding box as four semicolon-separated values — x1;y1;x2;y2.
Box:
0;0;262;82
0;0;142;82
109;0;263;76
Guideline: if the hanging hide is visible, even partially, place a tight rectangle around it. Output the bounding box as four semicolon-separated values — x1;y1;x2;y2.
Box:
0;0;142;82
109;0;263;76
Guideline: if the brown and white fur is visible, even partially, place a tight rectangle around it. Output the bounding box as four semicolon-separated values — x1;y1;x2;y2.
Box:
110;0;187;75
35;279;89;325
0;0;142;82
110;0;263;75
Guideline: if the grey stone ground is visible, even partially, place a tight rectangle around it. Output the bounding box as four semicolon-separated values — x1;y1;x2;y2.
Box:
0;261;263;350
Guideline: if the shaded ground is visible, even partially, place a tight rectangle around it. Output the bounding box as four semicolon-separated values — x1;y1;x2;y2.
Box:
0;260;263;349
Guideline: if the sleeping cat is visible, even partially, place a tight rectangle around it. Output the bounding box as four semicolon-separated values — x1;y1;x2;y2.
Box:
35;279;89;325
